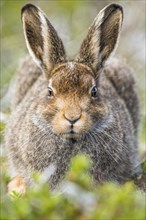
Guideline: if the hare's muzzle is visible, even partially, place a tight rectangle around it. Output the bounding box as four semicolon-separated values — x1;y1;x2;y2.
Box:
64;113;81;125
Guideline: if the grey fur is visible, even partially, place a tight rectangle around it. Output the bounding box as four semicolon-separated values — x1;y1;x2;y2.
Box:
5;3;139;189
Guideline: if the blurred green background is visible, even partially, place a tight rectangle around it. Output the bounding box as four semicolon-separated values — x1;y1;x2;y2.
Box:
1;0;145;152
0;1;145;219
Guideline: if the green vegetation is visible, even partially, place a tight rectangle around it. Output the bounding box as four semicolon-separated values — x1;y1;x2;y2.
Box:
1;1;145;219
1;155;146;220
0;121;5;142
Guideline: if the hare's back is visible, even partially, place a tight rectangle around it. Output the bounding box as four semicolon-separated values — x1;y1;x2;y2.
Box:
11;56;42;110
104;58;139;134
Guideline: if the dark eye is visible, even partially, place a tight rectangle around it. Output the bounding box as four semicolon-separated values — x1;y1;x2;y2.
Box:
48;87;54;97
91;86;97;98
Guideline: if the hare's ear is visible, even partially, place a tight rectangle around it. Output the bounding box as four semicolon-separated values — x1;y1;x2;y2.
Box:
75;4;123;74
21;4;67;77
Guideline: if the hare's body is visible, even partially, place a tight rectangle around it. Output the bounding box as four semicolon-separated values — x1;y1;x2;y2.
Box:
6;3;139;192
6;57;139;187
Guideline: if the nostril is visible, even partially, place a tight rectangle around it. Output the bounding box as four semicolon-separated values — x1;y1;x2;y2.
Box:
64;114;81;125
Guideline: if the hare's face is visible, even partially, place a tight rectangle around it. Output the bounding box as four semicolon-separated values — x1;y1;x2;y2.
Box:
22;3;123;138
40;63;108;139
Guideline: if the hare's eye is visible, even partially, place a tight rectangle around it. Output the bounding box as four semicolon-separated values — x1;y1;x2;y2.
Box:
91;86;97;98
48;87;54;97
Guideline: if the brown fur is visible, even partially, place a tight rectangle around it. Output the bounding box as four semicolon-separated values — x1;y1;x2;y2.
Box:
5;3;139;192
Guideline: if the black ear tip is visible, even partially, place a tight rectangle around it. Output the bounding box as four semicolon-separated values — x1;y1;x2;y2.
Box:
21;3;38;15
104;3;123;20
109;3;123;14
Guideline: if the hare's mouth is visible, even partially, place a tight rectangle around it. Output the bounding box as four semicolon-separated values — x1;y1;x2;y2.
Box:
62;130;80;139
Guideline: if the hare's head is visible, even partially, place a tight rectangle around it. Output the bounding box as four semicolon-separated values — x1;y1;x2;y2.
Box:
21;3;123;139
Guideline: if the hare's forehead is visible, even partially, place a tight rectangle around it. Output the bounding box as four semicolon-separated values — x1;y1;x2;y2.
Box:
49;62;95;91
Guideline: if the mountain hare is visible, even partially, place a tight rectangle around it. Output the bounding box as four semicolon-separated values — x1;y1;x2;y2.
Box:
6;3;139;194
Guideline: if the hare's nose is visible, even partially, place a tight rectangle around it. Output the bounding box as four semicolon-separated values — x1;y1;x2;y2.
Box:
64;114;81;125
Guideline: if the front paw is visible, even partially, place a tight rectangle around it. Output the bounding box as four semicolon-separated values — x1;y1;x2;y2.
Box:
8;176;26;196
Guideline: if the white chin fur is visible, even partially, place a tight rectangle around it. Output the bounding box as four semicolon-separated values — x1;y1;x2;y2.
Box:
62;133;80;139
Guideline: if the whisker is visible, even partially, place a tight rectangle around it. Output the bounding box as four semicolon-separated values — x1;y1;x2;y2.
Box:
95;128;125;151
